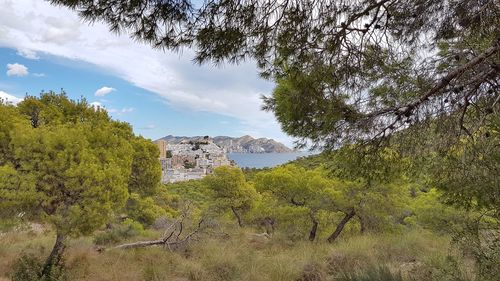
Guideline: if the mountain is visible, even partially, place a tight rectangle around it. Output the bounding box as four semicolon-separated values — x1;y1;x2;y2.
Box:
158;135;293;153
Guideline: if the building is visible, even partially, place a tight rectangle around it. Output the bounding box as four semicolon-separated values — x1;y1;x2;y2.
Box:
157;139;234;183
155;139;168;159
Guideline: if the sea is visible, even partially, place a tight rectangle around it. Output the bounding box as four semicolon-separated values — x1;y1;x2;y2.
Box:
227;152;314;169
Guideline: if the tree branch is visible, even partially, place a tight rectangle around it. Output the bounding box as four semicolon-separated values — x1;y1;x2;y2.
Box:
368;43;500;118
112;218;205;250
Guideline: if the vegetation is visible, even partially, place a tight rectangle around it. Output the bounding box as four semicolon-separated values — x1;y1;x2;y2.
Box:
203;166;258;227
0;226;476;281
0;93;167;279
1;91;498;280
1;0;498;279
50;0;498;147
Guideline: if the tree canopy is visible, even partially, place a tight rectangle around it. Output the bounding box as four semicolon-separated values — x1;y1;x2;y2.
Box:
0;92;164;277
203;166;258;227
50;0;499;147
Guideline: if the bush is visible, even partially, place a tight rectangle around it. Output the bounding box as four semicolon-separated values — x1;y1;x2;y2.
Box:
93;219;144;245
11;254;66;281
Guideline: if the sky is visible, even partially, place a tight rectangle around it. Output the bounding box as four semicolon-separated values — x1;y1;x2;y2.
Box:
0;0;295;146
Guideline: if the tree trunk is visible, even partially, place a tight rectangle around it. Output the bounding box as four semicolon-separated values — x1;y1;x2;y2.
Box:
231;206;243;227
308;220;319;241
358;215;366;234
41;232;66;278
308;214;318;241
327;209;355;243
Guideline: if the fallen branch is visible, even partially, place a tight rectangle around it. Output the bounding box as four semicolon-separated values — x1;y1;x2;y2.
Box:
112;218;205;250
106;205;206;251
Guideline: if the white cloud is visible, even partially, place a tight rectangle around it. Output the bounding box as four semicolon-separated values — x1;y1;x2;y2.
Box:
0;0;294;145
0;91;23;105
41;16;81;45
107;107;134;114
140;124;156;130
6;63;29;77
94;86;116;97
16;48;39;59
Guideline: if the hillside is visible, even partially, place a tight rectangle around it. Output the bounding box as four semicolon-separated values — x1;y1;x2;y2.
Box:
158;135;293;153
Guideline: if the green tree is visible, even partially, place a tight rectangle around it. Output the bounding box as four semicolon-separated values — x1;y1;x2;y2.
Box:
254;165;337;241
121;136;167;227
128;136;162;197
50;0;498;148
405;188;467;233
125;193;168;226
1;123;132;277
203;166;258;227
323;146;410;241
0;102;24;166
427;120;500;211
254;162;409;242
0;92;148;278
50;1;499;223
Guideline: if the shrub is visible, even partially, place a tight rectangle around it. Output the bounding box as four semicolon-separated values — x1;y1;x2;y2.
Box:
11;254;66;281
93;219;144;246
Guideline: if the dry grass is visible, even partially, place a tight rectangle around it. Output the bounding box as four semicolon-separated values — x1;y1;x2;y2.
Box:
0;227;473;281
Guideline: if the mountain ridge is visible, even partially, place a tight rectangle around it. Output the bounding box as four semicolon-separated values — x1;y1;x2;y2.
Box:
157;135;293;153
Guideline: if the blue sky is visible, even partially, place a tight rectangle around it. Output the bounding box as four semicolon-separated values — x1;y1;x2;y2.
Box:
0;0;294;146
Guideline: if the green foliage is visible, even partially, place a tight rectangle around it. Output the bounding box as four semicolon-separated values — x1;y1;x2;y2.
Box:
241;167;268;181
93;219;145;246
128;137;162;197
0;92;169;237
1;121;132;236
53;0;499;148
405;188;467;233
253;165;337;237
0;103;26;165
451;214;500;281
47;2;499;264
16;92;111;129
253;163;410;240
164;180;209;208
428;119;500;211
0;92;170;279
203;166;259;226
289;153;328;170
125;193;167;226
11;254;66;281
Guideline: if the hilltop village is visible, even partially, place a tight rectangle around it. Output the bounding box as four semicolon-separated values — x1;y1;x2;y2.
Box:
154;137;233;183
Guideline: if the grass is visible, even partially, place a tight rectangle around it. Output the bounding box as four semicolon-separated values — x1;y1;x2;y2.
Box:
0;227;474;281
